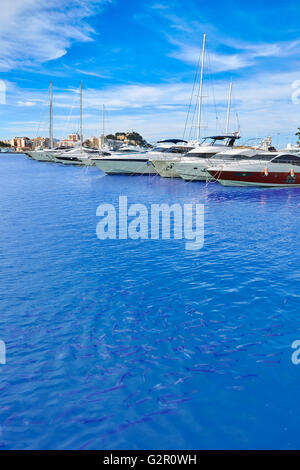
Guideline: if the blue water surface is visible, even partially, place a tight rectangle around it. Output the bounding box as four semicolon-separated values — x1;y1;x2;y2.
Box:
0;153;300;450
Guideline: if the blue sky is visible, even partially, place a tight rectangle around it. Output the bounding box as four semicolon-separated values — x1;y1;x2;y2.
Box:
1;0;300;145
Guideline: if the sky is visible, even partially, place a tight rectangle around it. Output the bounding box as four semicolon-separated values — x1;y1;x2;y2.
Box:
1;0;300;146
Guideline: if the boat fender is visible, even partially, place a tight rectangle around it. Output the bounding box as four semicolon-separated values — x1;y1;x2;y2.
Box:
264;167;269;176
291;169;295;177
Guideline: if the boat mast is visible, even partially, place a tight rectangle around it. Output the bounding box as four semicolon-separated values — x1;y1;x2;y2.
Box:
80;82;83;148
197;33;206;142
225;81;233;135
49;81;53;149
102;104;105;149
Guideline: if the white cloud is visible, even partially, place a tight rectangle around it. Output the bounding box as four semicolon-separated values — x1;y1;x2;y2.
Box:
17;101;36;107
0;0;108;71
3;68;300;146
169;39;300;72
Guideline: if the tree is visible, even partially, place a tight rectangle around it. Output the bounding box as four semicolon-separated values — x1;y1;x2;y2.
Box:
0;141;10;148
296;128;300;145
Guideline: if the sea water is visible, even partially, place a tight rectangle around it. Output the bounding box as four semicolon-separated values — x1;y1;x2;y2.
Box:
0;153;300;450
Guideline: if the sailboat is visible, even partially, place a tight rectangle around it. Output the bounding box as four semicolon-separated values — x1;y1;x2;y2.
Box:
91;105;154;174
152;37;240;179
150;34;208;178
53;83;96;166
25;82;60;162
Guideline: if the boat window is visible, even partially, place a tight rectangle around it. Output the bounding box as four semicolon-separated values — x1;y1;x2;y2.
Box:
168;146;193;154
210;154;249;161
186;152;216;159
271;154;300;164
150;147;170;152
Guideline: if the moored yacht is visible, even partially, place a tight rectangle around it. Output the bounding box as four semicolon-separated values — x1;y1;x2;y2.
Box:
91;139;187;175
206;151;300;187
148;139;195;177
170;135;240;181
91;151;155;175
25;82;56;162
25;148;67;162
52;147;101;166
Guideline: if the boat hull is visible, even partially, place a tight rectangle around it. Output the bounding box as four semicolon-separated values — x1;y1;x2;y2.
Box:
53;156;93;166
25;151;55;162
93;158;156;175
209;170;300;187
150;160;180;178
173;162;208;181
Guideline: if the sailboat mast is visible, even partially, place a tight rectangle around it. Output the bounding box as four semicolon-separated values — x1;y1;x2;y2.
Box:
197;33;206;142
49;81;53;149
80;82;83;148
102;104;105;149
226;81;233;135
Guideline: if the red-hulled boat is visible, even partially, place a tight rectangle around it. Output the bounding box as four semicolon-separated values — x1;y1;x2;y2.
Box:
207;152;300;187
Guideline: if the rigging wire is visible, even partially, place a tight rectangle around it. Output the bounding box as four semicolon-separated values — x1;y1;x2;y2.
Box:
35;84;51;140
183;47;202;141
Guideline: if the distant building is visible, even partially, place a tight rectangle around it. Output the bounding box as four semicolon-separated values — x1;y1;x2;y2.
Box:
32;137;50;150
11;137;32;151
68;133;80;142
58;132;80;148
85;136;99;148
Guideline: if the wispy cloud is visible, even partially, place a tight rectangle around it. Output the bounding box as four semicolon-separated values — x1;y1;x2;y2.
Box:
169;39;300;72
0;0;109;72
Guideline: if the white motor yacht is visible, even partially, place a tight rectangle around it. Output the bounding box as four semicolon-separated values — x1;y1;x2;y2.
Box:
91;140;185;175
52;147;103;166
25;148;65;162
161;135;239;180
148;139;195;177
174;139;277;182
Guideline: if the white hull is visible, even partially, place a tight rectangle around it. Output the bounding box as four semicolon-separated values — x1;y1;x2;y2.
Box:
53;148;96;166
173;161;208;181
93;158;156;175
53;156;93;166
150;160;180;178
26;151;56;162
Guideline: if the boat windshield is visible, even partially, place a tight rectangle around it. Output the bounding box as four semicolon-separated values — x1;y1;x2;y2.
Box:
201;136;239;147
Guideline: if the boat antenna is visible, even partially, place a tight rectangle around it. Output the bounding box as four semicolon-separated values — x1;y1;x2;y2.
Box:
197;33;206;142
50;81;53;149
225;80;233;135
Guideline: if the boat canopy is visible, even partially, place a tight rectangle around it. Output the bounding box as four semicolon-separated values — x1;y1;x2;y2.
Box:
157;139;188;144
